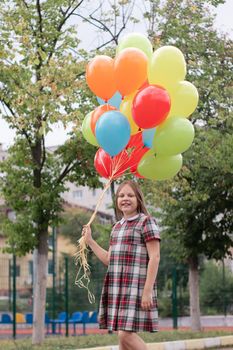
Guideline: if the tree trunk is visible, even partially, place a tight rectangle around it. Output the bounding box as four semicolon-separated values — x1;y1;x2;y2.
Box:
32;229;48;345
188;256;202;331
110;181;117;220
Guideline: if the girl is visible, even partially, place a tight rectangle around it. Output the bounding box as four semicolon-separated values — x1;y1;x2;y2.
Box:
82;180;160;350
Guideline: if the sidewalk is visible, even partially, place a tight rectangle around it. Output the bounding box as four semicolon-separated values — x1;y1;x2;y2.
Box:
77;335;233;350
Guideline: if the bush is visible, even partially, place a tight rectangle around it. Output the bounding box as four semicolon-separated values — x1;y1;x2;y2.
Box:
200;261;233;315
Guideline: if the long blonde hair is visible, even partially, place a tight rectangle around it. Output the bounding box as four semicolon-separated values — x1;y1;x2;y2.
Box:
115;180;149;220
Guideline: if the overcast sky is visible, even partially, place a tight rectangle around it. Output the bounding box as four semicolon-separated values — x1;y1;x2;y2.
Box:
0;0;232;149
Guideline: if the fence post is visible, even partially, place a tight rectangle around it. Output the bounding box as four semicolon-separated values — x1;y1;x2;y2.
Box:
12;254;17;339
52;226;57;333
222;260;227;316
172;267;178;329
8;259;12;311
65;256;69;337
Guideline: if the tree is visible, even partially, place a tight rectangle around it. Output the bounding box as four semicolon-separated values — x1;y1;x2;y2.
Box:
0;0;105;344
141;0;233;331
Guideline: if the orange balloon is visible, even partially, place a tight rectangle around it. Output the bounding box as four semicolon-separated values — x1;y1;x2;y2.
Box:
91;105;116;134
114;48;148;97
86;55;117;101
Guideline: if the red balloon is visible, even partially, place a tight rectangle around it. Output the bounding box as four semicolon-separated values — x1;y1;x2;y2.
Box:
94;148;112;178
132;85;171;129
126;131;143;149
91;105;116;134
94;148;130;179
128;147;149;173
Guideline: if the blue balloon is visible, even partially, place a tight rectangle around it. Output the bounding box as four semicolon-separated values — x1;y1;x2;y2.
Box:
142;128;156;148
97;91;122;109
95;111;130;156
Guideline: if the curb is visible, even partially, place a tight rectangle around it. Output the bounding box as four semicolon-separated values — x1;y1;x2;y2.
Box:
77;335;233;350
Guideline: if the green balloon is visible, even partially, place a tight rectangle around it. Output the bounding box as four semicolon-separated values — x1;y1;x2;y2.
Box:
138;153;183;180
81;112;99;147
117;33;153;59
153;117;195;156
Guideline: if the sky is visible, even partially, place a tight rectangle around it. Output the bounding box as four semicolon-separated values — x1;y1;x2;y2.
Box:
0;0;232;149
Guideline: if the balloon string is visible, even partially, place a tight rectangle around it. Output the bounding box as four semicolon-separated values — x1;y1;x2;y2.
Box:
114;146;146;178
75;179;112;303
112;151;128;177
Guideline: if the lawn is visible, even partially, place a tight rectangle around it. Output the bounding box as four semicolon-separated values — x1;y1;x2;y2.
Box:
0;330;232;350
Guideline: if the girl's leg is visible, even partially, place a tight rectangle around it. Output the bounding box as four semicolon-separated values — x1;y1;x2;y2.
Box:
118;330;147;350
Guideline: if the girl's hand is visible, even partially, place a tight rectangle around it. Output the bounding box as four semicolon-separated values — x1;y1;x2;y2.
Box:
141;289;153;311
82;225;93;246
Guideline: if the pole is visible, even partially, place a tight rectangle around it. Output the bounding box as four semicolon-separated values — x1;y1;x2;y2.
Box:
172;267;178;329
12;254;16;339
222;260;227;316
8;259;12;311
65;256;69;337
52;226;57;334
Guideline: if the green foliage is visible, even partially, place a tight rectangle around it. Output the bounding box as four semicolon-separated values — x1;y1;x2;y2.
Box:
200;261;233;314
60;207;112;250
146;128;233;263
145;0;233;129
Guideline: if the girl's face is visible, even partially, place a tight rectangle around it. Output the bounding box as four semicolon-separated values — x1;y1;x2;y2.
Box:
117;184;138;219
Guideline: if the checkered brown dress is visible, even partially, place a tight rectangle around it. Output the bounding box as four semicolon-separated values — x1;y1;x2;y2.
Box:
99;213;160;332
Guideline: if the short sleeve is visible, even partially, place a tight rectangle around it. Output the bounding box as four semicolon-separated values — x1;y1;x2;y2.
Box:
142;216;160;242
109;222;119;246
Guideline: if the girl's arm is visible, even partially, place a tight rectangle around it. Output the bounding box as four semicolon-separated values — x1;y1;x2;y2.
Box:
82;225;111;266
141;239;160;310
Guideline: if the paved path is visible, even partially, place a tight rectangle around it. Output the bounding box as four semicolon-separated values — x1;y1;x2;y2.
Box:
76;336;233;350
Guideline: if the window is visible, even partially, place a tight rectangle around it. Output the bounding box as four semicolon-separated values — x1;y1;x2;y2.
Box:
73;190;83;198
92;189;96;196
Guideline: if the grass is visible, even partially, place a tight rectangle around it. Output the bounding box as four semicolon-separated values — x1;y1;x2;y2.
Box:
0;330;232;350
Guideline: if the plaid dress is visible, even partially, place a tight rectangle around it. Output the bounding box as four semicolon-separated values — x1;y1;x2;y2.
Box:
99;213;160;332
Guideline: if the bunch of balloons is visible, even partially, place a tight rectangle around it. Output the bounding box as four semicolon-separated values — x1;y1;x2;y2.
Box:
82;33;198;181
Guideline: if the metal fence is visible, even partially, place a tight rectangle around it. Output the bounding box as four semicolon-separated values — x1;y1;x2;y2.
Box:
0;254;232;338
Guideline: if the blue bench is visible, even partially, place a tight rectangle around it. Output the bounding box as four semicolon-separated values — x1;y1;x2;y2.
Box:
0;311;99;336
0;313;12;324
24;313;53;333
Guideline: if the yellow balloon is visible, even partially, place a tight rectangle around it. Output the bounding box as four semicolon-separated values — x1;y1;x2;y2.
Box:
138;153;183;181
167;81;199;118
148;46;186;90
152;117;195;156
120;92;139;134
117;32;153;59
